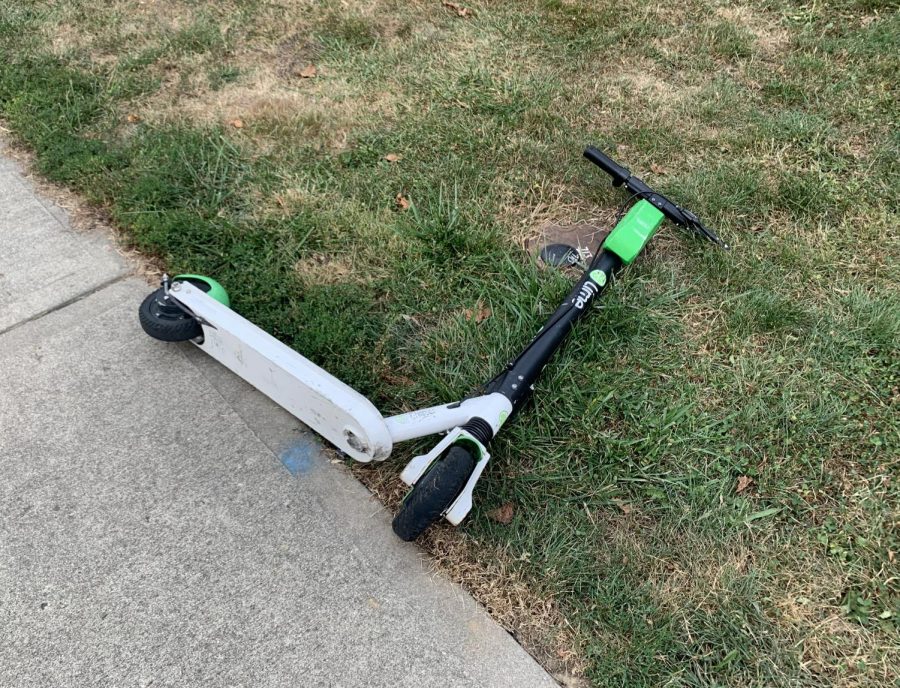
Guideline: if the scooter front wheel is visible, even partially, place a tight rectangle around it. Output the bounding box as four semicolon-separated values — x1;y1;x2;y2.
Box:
138;274;229;342
138;287;202;342
392;445;477;541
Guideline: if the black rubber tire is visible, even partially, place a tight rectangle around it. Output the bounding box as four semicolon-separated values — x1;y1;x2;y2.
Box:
138;287;202;342
392;445;477;541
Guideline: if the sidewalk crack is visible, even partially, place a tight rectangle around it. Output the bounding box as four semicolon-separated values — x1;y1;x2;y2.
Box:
0;272;132;337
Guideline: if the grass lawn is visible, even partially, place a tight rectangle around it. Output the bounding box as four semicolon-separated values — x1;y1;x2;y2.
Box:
1;0;897;685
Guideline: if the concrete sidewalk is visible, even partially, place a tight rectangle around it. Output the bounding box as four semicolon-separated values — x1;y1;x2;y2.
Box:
0;144;557;688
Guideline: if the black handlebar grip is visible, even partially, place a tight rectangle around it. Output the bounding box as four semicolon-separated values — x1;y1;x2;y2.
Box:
583;147;631;186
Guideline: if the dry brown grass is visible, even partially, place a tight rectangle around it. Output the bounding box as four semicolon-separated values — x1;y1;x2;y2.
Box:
295;252;361;286
46;0;201;61
612;61;700;107
766;549;897;686
43;0;411;151
593;509;897;687
715;5;791;57
501;176;621;253
128;58;382;154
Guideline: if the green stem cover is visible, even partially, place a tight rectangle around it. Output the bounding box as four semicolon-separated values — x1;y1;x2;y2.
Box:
602;200;665;264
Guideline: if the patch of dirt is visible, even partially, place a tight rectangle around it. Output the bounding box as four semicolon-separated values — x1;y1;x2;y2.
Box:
275;33;326;82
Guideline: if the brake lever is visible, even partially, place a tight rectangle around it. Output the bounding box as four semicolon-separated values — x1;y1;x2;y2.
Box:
679;207;730;250
618;178;730;250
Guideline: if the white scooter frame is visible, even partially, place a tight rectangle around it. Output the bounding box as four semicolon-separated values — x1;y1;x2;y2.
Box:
169;279;512;525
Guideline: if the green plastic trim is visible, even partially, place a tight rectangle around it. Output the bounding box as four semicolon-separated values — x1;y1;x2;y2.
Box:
602;200;664;265
173;274;230;307
454;435;484;461
588;269;607;287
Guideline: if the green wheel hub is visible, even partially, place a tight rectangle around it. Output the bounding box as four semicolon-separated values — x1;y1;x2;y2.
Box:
173;274;230;307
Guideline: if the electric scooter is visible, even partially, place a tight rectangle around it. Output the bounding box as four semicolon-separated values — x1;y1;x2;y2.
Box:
138;147;728;541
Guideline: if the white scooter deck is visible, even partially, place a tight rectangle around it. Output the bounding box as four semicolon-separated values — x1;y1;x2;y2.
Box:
168;280;513;525
171;281;392;462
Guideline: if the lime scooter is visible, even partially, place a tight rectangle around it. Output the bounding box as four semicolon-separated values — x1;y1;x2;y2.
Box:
138;147;728;541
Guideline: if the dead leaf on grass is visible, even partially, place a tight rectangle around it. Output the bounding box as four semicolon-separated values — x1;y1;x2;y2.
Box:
229;118;244;129
296;64;317;78
736;475;754;494
618;502;633;515
650;163;667;175
395;193;411;211
487;502;515;524
464;301;492;323
442;1;474;17
384;152;402;163
125;113;142;124
380;369;415;386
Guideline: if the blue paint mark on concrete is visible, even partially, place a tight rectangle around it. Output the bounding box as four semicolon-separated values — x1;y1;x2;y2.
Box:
278;435;320;477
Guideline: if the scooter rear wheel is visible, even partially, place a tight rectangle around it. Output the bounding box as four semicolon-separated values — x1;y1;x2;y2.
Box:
392;445;477;541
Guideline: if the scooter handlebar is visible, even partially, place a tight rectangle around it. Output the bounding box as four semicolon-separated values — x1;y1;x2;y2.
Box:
583;145;729;249
583;147;631;186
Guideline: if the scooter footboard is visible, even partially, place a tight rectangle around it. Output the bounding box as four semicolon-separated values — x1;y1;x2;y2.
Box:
170;281;392;462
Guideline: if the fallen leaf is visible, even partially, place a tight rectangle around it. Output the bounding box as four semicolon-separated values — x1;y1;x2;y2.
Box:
487;502;515;524
463;301;491;323
442;1;474;17
650;163;667;175
395;193;410;211
229;118;244;129
296;64;317;78
619;502;633;515
736;475;754;494
125;113;142;124
615;144;629;158
384;153;402;163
